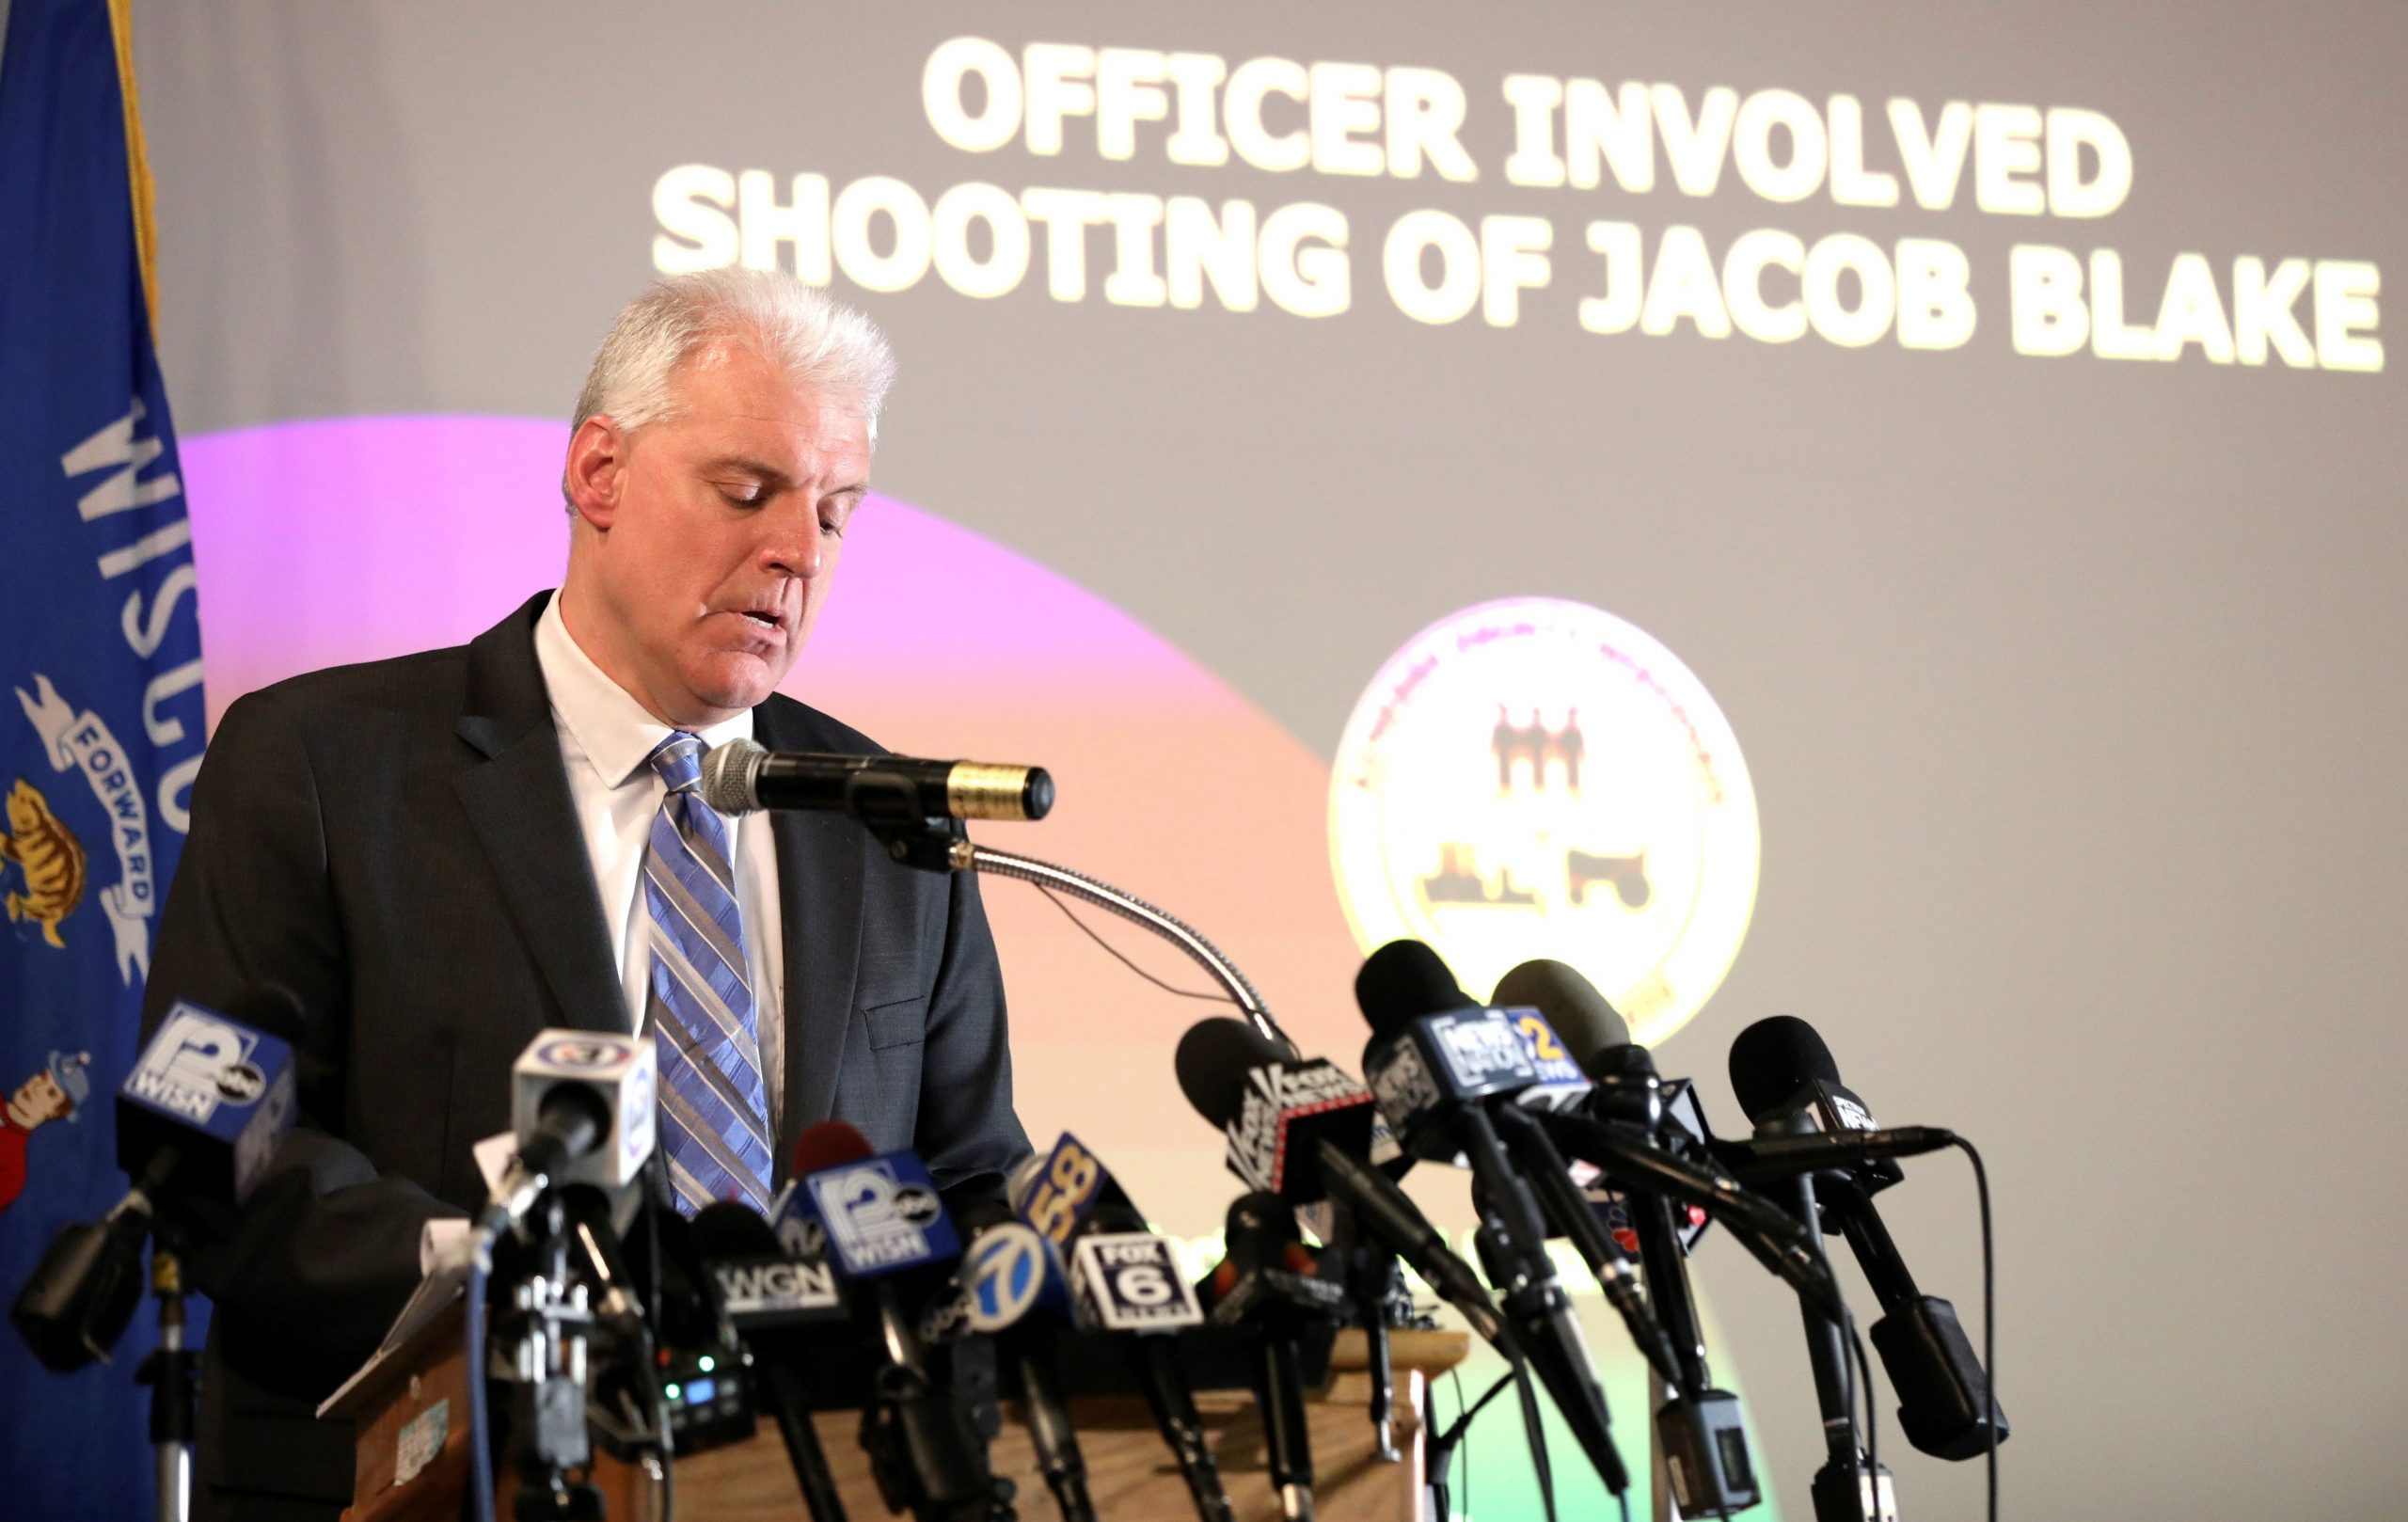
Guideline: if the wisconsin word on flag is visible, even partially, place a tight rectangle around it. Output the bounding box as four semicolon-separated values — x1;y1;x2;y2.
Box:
0;2;210;1517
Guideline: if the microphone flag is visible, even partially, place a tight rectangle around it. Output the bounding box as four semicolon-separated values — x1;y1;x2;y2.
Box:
0;4;212;1516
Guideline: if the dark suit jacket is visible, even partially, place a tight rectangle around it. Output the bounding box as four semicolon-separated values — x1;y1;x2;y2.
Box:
141;591;1030;1520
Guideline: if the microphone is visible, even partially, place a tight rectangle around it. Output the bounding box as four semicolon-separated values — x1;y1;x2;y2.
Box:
957;1202;1096;1522
1208;1192;1345;1522
1492;960;1764;1516
482;1031;657;1244
1010;1131;1137;1249
793;1121;996;1522
1172;1017;1512;1351
1011;1133;1232;1522
1731;1016;2006;1463
1712;1128;1958;1182
1495;961;1846;1316
701;737;1054;824
690;1200;852;1522
1354;940;1630;1498
12;988;301;1371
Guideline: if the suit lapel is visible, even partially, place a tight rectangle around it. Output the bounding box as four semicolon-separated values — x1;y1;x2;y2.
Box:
759;700;865;1163
452;593;624;1038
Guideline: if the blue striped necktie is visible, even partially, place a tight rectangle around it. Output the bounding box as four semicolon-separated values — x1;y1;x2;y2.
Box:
641;732;774;1215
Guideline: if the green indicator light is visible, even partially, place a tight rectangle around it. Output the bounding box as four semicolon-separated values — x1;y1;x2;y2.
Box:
664;1383;682;1401
697;1356;715;1373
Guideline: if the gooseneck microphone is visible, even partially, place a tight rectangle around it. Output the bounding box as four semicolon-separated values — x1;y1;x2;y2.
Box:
701;737;1054;824
1354;940;1630;1498
1731;1016;2006;1465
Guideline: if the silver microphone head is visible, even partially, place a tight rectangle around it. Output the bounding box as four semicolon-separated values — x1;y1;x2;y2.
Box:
699;736;768;815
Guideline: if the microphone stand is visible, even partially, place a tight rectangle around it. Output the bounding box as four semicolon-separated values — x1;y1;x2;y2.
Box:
1349;1245;1402;1463
1760;1115;1897;1522
869;823;1298;1057
133;1227;198;1522
501;1194;603;1522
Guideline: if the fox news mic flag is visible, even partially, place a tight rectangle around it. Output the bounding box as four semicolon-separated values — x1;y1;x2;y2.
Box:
0;2;211;1516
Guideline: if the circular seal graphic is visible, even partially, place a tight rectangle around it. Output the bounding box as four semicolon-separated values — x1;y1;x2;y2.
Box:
215;1061;267;1104
1329;598;1759;1047
536;1036;634;1070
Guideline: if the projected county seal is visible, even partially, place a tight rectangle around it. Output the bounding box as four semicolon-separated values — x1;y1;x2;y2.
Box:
1329;598;1759;1047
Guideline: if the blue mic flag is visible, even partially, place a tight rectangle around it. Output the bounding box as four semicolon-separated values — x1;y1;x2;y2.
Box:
0;2;211;1516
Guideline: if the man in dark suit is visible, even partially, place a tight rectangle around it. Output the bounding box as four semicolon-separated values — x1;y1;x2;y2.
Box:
142;270;1030;1519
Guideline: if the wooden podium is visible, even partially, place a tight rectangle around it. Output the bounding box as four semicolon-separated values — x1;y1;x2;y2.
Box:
332;1301;1468;1522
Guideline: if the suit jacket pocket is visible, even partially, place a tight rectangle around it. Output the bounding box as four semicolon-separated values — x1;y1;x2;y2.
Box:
863;993;927;1050
857;954;927;1050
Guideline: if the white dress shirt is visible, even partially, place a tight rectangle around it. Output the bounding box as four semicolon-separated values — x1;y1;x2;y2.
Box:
532;595;787;1134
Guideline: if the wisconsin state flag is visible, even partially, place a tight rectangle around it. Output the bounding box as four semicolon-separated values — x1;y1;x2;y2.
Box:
0;1;210;1515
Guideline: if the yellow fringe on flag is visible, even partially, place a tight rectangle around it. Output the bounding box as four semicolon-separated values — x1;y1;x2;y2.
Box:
104;0;159;332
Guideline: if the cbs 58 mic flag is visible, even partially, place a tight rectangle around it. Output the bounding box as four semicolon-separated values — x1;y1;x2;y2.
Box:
0;2;211;1516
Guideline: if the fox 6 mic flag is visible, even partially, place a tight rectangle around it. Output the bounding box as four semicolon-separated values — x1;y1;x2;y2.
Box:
1071;1233;1205;1334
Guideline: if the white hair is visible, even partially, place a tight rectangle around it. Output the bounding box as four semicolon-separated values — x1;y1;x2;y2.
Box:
570;269;896;449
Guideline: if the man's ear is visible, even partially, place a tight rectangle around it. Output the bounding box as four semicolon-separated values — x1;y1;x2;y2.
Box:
563;416;628;529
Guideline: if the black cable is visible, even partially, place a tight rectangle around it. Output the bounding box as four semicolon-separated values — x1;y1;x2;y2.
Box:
1508;1356;1560;1522
1952;1136;1998;1522
1846;1311;1879;1514
1434;1368;1519;1448
645;1155;676;1522
1434;1368;1519;1521
464;1244;497;1522
1031;883;1234;1003
1445;1368;1464;1522
1449;1371;1467;1519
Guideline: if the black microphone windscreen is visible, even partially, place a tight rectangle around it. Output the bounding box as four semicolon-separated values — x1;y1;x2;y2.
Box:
1491;959;1629;1067
1175;1017;1282;1127
689;1198;781;1260
1728;1014;1844;1122
1354;940;1468;1036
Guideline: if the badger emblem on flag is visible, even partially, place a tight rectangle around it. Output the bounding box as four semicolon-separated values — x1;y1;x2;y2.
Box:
0;781;86;950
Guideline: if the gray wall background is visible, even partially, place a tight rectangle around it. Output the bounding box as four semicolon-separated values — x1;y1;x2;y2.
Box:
133;4;2407;1517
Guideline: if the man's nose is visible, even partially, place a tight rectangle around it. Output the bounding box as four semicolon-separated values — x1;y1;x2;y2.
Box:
761;502;830;579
